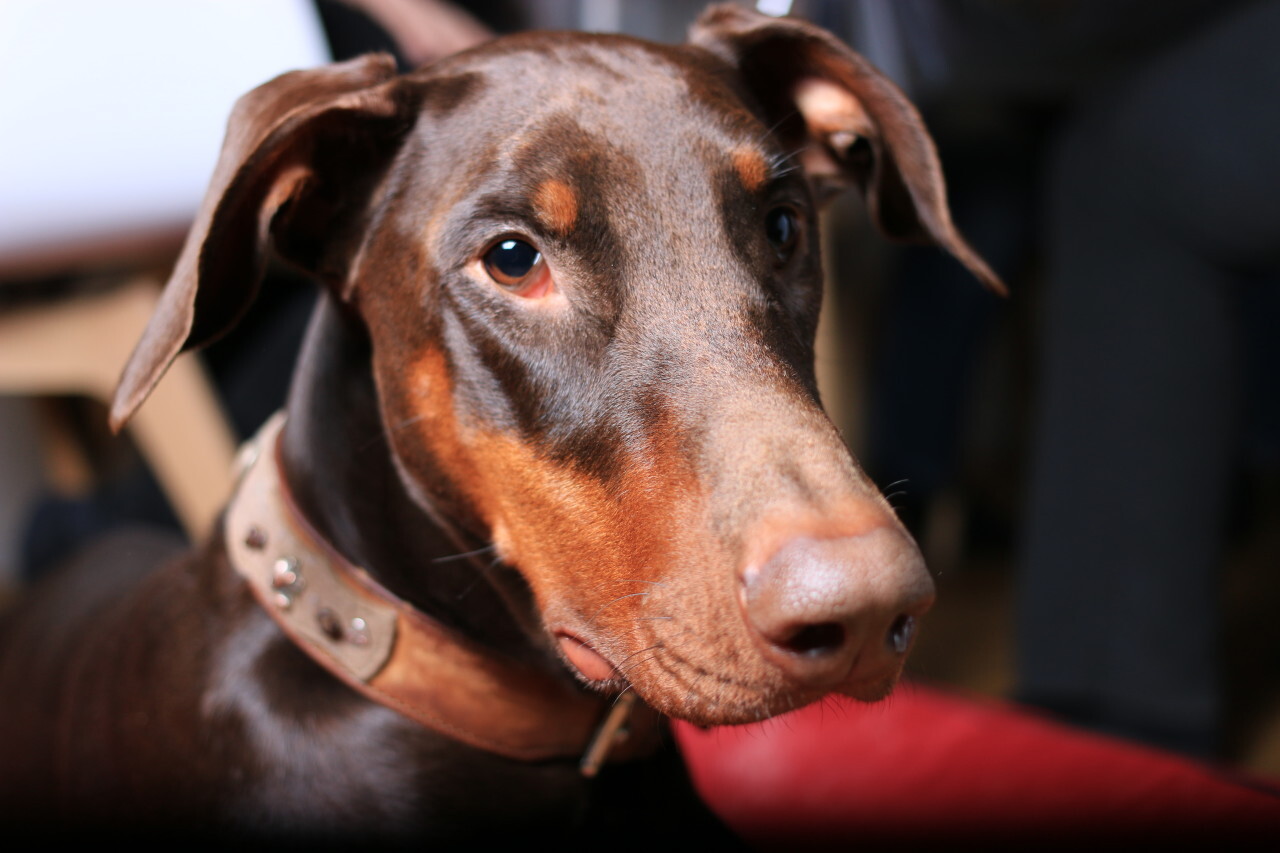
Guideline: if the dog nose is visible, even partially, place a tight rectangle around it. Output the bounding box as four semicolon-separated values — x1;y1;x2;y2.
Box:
739;526;935;689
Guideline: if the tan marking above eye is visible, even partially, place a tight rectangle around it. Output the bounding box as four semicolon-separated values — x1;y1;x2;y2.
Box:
533;178;579;234
731;146;769;193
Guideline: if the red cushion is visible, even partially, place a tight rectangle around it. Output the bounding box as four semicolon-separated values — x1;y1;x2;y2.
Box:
674;683;1280;845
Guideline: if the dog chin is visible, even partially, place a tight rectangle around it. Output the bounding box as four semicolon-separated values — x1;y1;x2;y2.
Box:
630;668;908;728
555;630;907;725
610;675;804;727
836;673;902;704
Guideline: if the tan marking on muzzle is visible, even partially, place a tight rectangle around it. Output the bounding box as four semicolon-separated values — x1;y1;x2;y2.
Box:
392;346;497;525
455;417;706;646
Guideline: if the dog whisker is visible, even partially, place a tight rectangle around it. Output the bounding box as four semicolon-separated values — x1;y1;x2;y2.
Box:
389;412;427;433
758;110;800;145
432;544;497;564
766;146;803;178
452;553;505;601
617;643;663;667
683;671;710;711
617;653;664;681
356;434;389;453
454;573;485;601
587;591;650;624
358;412;431;453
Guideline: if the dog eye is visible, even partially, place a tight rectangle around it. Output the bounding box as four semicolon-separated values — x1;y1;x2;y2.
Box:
765;206;800;260
480;236;555;300
483;238;542;285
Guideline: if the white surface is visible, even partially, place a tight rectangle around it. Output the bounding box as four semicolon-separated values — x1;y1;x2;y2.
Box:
0;0;331;262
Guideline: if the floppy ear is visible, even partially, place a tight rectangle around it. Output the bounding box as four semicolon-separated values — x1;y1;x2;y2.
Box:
109;53;419;432
689;4;1005;294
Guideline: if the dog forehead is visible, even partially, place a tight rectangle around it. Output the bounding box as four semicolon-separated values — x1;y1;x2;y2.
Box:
376;31;798;304
423;32;767;153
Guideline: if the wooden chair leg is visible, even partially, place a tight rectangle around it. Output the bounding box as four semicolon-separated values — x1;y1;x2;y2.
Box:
0;277;236;540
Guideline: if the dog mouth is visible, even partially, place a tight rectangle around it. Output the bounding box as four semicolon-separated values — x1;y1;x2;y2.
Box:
555;632;622;684
553;627;906;725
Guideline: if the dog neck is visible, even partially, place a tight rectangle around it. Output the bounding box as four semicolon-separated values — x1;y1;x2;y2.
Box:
225;408;653;770
278;295;545;662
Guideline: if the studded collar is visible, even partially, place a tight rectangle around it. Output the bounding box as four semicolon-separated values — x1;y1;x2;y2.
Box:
223;412;658;774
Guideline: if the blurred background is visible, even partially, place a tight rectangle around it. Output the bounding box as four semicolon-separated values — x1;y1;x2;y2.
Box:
0;0;1276;780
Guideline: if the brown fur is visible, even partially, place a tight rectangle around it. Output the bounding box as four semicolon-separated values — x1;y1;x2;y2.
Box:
0;4;999;844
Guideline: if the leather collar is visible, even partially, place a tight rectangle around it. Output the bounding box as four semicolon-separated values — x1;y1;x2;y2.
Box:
223;412;660;775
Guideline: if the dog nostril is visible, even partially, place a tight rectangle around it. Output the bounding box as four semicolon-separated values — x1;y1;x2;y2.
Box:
778;621;846;657
887;614;917;654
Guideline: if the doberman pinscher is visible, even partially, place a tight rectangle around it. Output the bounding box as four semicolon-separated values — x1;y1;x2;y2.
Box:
0;4;999;844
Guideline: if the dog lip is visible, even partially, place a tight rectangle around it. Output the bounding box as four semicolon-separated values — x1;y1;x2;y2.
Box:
834;666;904;703
555;632;618;682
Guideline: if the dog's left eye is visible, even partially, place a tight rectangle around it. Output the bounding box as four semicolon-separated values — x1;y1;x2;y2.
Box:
765;206;800;260
482;238;552;297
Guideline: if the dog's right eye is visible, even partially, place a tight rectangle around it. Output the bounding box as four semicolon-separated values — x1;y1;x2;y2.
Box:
482;238;551;297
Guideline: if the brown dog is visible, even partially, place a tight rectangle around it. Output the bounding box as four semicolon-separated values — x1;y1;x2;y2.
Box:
0;4;999;844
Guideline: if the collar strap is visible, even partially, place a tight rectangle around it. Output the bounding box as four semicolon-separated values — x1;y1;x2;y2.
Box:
224;412;660;774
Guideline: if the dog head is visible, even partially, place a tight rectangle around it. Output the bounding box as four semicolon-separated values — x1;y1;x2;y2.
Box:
112;5;1000;726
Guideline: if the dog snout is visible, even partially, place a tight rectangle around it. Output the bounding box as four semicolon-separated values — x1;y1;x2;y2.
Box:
738;524;935;693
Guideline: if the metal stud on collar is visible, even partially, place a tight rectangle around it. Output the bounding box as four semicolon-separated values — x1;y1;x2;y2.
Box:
315;606;373;646
316;606;343;640
271;556;304;609
226;412;395;686
244;525;268;551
